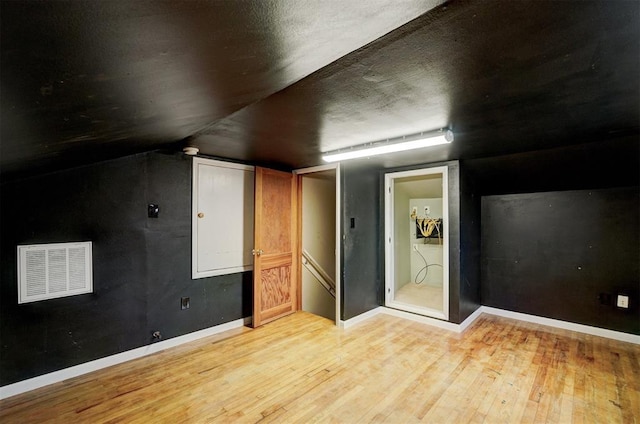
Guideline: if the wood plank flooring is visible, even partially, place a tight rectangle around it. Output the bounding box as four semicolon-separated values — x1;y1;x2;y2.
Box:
1;312;638;423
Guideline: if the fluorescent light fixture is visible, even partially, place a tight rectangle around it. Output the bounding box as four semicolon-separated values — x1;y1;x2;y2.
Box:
322;129;453;162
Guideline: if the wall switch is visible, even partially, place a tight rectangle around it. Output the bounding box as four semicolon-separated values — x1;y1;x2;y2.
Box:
616;294;629;309
181;297;190;310
148;204;159;218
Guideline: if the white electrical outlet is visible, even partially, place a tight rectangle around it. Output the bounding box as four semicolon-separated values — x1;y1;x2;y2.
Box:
424;206;430;215
616;295;629;308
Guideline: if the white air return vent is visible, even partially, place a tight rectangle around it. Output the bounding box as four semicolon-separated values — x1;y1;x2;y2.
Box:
17;242;93;304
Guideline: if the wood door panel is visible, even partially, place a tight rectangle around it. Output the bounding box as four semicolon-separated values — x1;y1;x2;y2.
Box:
260;265;292;310
260;252;292;269
259;170;292;253
260;303;294;322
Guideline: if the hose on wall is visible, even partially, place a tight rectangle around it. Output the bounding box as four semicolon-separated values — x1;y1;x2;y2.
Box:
413;248;443;285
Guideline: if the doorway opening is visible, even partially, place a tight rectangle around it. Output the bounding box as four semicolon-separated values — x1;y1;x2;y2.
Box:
295;165;340;324
385;166;449;320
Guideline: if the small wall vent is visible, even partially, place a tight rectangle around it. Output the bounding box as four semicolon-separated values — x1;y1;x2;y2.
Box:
17;242;93;304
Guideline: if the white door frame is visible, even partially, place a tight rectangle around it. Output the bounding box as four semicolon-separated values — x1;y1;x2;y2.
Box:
384;165;449;320
294;163;341;325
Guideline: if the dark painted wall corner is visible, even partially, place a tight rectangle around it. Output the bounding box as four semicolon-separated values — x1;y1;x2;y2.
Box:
481;187;640;334
0;152;249;386
458;162;482;322
340;162;383;321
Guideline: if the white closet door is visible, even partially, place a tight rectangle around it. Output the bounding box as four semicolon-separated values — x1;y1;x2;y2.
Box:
193;158;254;278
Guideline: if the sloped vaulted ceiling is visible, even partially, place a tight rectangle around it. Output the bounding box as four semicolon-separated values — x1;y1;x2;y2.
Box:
195;0;640;170
0;0;444;177
1;0;638;179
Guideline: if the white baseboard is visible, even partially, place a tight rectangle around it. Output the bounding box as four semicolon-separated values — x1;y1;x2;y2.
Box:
341;306;483;333
481;307;640;344
340;306;466;332
0;317;250;400
339;305;640;345
379;307;462;332
339;307;384;329
458;306;485;332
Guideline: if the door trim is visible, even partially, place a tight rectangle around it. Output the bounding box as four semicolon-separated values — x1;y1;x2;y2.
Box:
294;163;341;325
384;165;449;320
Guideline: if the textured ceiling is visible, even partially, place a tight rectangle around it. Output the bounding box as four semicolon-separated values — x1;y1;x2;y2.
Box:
1;0;638;180
195;0;640;170
0;0;443;177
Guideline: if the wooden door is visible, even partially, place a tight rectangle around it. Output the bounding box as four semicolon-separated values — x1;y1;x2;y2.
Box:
252;167;298;327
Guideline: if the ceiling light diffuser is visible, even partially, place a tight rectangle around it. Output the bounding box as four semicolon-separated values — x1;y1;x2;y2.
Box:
322;130;453;162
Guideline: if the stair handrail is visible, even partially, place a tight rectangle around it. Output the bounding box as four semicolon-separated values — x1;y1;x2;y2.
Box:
301;249;336;298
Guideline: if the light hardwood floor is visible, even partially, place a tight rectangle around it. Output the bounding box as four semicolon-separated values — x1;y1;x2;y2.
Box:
1;312;639;423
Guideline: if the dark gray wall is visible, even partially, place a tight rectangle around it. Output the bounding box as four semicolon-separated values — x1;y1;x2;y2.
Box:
481;188;639;334
341;162;382;320
0;152;250;386
464;136;639;196
459;164;481;322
